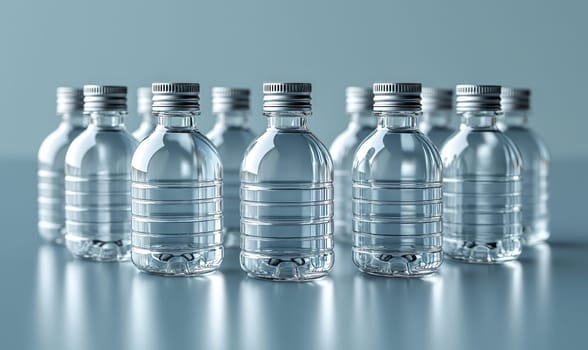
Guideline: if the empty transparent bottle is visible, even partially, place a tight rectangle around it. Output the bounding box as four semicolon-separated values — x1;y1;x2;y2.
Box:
419;87;455;147
442;85;522;263
65;85;137;261
38;87;87;244
132;87;155;142
352;83;443;276
499;88;550;245
329;87;375;243
207;87;256;248
131;83;223;275
240;83;334;280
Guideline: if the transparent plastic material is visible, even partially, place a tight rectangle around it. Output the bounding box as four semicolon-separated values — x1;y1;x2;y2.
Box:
38;112;87;244
419;110;455;148
499;112;550;245
441;111;523;263
329;112;375;243
131;112;223;275
207;111;256;248
352;113;443;276
240;112;334;280
65;112;138;261
132;111;156;142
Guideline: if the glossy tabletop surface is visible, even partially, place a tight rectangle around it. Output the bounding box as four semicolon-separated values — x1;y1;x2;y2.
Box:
1;157;587;350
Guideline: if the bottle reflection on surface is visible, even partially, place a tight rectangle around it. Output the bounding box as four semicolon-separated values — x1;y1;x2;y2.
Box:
239;276;335;349
127;271;226;350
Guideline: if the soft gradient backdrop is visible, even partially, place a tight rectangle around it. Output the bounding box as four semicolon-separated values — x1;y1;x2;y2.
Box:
1;0;586;158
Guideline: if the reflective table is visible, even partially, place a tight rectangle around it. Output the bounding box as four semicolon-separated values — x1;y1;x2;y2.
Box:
1;158;587;350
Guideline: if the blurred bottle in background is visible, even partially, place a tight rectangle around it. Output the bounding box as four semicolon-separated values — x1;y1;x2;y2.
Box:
207;87;256;248
442;85;522;263
131;83;223;275
132;87;155;142
240;83;334;280
329;87;375;244
499;88;550;245
38;87;87;244
352;83;443;276
65;85;137;261
419;87;455;148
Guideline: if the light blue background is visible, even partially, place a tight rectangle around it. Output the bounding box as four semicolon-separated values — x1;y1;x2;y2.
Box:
0;0;586;158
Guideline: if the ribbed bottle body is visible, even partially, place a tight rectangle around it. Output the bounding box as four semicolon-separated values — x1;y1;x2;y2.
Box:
352;127;443;276
64;124;137;261
131;127;223;275
240;127;334;280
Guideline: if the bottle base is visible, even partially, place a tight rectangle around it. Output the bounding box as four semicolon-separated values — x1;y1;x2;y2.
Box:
352;248;442;277
444;236;522;264
523;227;550;246
65;234;131;262
240;251;334;281
224;228;240;249
131;246;224;276
39;224;65;245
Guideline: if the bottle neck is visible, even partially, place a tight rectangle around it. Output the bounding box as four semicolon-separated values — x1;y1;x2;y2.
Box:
59;111;87;127
214;110;250;128
156;111;198;130
265;111;309;130
89;111;126;129
349;111;376;128
376;111;418;130
460;111;499;129
421;110;452;127
500;111;529;128
140;112;154;124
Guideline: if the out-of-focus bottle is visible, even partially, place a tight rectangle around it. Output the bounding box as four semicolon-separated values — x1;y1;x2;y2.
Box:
65;85;137;261
419;87;454;148
207;87;256;248
240;82;334;280
352;83;443;276
442;84;523;263
131;83;223;275
38;87;87;244
132;87;155;142
329;87;375;243
499;88;550;245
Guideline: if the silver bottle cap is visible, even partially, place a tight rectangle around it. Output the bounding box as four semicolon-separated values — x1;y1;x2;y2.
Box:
501;87;530;112
137;87;152;115
83;85;127;112
373;83;421;112
346;87;373;113
263;83;311;112
455;84;501;113
421;87;453;112
151;83;200;112
56;87;83;114
212;87;250;113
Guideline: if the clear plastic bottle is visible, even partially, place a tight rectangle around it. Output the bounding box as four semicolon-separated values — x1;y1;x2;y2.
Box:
442;85;523;263
38;87;87;244
131;83;223;275
132;87;155;142
240;82;334;280
65;85;137;261
352;83;443;276
329;87;375;243
419;87;455;147
499;88;550;245
207;87;256;248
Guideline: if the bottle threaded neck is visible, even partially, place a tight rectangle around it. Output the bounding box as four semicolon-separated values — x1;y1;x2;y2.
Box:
501;87;530;112
212;87;250;113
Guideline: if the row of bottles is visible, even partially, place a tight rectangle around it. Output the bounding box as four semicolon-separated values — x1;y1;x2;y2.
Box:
38;82;550;280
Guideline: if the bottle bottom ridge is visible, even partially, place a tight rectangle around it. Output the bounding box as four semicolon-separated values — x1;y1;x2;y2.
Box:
352;248;442;277
132;246;224;276
444;236;522;263
522;220;550;246
240;251;334;281
38;223;65;245
65;234;131;262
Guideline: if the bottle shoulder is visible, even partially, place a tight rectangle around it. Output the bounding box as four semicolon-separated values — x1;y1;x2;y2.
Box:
38;124;85;165
330;126;374;165
503;127;551;162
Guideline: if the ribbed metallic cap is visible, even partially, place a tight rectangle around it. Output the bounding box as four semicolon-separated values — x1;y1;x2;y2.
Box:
346;87;373;113
152;83;200;112
373;83;421;112
455;84;501;112
421;87;453;112
56;87;83;114
83;85;127;112
263;83;311;112
212;87;250;113
137;87;152;115
501;87;531;112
